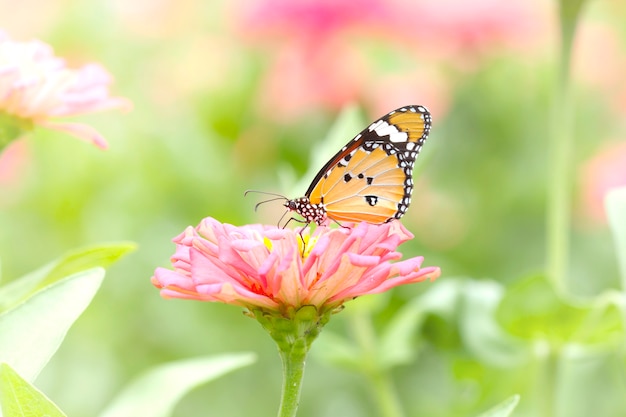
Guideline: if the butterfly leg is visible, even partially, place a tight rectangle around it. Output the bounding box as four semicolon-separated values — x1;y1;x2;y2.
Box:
282;216;307;229
281;217;313;257
330;218;350;230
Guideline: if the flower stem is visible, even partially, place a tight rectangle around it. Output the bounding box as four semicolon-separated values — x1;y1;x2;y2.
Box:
546;0;588;293
535;342;559;417
277;342;308;417
350;313;405;417
253;306;330;417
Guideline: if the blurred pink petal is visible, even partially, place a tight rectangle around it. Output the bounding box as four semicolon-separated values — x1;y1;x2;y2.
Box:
236;0;396;120
581;141;626;223
152;218;440;313
572;22;626;117
395;0;549;64
255;40;367;120
39;121;109;149
0;139;28;186
236;0;546;121
0;31;130;148
241;0;392;39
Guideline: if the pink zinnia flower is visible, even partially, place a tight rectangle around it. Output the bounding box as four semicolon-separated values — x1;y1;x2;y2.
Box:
152;217;440;416
152;217;440;314
0;31;130;149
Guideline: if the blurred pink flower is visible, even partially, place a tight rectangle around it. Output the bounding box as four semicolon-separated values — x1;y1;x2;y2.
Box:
581;141;626;223
152;217;440;313
241;0;390;40
0;31;130;149
254;39;367;121
572;22;626;116
237;0;396;120
395;0;549;66
236;0;546;121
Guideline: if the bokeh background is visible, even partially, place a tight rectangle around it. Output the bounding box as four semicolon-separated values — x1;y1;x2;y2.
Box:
1;0;626;416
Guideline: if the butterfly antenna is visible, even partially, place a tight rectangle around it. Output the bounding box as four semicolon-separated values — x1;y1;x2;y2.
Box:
244;190;289;212
244;190;288;199
254;197;288;212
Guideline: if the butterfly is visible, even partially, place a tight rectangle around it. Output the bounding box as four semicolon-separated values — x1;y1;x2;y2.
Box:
283;105;432;227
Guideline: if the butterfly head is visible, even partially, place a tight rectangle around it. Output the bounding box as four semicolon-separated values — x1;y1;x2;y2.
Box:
285;197;328;226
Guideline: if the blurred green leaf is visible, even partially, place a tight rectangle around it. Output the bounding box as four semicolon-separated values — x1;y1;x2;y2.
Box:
0;363;66;417
0;268;104;381
317;279;469;372
311;331;363;371
496;275;587;344
0;266;55;313
475;395;520;417
379;279;463;368
459;280;528;367
497;275;624;346
99;353;257;417
606;187;626;287
555;347;626;417
569;291;624;346
0;242;135;311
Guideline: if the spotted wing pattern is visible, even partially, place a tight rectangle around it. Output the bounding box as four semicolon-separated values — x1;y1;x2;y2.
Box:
286;105;432;226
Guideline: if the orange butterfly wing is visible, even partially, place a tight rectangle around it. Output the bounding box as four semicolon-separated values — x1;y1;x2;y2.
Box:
303;105;432;224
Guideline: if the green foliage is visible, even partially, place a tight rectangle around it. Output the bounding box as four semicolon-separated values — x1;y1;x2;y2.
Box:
0;0;624;416
0;363;66;417
475;395;520;417
100;354;256;417
0;242;135;311
0;268;105;381
606;187;626;285
496;275;624;347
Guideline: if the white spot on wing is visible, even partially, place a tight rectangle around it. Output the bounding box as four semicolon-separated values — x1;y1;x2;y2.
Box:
368;120;385;132
373;121;408;143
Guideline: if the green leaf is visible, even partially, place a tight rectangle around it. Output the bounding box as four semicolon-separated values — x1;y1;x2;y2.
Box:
0;268;104;381
496;275;588;345
459;280;528;367
311;331;363;371
606;187;626;287
99;354;257;417
0;242;135;311
496;275;624;347
475;395;520;417
379;279;463;368
569;291;624;346
0;363;66;417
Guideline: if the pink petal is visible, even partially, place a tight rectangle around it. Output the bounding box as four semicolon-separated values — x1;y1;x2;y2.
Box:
152;217;441;311
39;121;109;149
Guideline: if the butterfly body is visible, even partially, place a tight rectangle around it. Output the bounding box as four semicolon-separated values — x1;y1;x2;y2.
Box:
285;105;432;226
